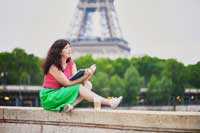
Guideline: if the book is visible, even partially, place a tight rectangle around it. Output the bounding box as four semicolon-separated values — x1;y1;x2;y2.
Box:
69;69;85;81
69;64;96;81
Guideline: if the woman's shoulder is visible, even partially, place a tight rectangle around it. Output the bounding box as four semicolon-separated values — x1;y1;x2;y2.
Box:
49;64;58;71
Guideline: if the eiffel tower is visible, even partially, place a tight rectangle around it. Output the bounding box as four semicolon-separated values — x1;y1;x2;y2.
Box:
67;0;131;58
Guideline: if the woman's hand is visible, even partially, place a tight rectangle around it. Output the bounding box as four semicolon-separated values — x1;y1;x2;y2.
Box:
84;68;92;76
81;64;96;83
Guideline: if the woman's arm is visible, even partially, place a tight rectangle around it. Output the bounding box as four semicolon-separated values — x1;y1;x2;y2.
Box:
49;65;89;86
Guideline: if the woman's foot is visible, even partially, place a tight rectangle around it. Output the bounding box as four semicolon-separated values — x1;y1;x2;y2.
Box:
110;96;123;109
63;104;74;112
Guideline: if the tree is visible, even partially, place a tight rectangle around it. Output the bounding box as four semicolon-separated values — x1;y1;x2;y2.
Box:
0;52;14;84
26;54;43;85
75;55;95;69
131;56;164;87
187;61;200;88
91;72;110;97
95;58;115;76
109;75;125;97
147;75;161;104
0;48;43;85
147;75;173;105
159;76;173;104
112;58;130;78
124;66;144;105
163;59;187;96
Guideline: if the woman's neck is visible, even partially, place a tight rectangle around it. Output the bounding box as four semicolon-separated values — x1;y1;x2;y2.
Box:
61;57;67;68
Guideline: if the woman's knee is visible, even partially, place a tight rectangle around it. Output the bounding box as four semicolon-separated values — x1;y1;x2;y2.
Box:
79;84;88;91
84;81;92;90
79;85;85;92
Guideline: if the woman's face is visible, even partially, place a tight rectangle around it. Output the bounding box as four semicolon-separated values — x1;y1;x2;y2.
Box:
61;44;71;59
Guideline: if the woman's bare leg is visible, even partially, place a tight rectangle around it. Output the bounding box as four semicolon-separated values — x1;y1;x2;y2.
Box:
72;68;95;107
72;83;122;109
72;96;83;107
72;81;92;107
78;85;111;106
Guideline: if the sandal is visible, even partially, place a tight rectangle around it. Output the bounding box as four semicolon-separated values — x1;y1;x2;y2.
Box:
63;104;74;112
110;96;123;109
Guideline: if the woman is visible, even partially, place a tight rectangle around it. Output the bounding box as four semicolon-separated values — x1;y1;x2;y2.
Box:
39;39;122;112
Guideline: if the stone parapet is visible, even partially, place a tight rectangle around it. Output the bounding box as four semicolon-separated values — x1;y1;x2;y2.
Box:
0;106;200;133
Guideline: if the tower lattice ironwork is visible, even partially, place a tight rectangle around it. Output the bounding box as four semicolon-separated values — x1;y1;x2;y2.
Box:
67;0;131;58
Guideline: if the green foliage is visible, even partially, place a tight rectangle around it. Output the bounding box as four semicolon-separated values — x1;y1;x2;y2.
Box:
112;58;130;78
187;61;200;88
109;75;125;97
91;72;110;97
0;48;42;85
162;59;187;96
147;75;173;104
147;75;161;104
1;48;199;106
124;66;144;105
159;76;173;103
75;55;199;105
95;58;115;75
131;56;164;87
75;55;95;69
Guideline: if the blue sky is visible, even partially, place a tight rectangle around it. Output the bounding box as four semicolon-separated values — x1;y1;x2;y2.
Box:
0;0;200;65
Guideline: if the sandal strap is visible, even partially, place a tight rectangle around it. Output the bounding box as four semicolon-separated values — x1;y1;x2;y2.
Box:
63;104;74;112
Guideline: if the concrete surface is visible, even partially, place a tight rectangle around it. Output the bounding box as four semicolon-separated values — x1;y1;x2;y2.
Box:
0;106;200;133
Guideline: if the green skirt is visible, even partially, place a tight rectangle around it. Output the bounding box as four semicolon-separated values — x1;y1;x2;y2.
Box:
39;84;80;112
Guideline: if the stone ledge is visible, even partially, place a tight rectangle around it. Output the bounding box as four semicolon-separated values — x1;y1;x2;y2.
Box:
0;106;200;132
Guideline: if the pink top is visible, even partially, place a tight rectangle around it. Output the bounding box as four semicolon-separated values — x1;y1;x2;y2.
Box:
42;60;74;88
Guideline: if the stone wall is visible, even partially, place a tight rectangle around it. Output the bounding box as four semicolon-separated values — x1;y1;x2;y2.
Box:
0;106;200;133
129;105;200;112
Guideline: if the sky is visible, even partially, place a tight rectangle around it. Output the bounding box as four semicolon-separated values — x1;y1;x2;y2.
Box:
0;0;200;65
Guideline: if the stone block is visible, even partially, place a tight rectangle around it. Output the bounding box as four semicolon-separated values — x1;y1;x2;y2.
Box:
0;107;3;119
1;106;200;132
0;123;41;133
